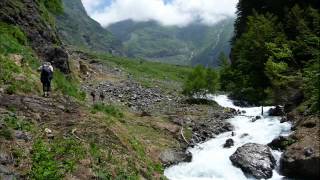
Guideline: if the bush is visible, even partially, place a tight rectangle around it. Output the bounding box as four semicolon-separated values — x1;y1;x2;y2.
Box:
183;65;219;97
31;140;61;179
31;138;85;179
53;70;86;101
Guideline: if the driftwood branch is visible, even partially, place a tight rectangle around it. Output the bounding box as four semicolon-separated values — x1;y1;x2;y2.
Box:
180;127;190;145
72;128;85;142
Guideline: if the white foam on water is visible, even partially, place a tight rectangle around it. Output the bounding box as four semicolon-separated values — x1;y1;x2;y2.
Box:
164;95;292;180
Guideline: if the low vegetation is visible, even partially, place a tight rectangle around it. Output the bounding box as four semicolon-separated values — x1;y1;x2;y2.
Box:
92;53;193;88
91;103;124;118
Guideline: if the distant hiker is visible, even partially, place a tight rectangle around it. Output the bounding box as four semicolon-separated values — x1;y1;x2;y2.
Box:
90;91;96;102
99;92;105;102
38;62;53;97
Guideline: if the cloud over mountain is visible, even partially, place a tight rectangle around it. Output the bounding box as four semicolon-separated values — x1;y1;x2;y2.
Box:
82;0;238;27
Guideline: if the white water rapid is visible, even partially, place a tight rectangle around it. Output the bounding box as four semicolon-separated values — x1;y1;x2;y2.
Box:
164;95;292;180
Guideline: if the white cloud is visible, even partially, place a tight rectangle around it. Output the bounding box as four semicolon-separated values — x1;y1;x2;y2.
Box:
82;0;238;27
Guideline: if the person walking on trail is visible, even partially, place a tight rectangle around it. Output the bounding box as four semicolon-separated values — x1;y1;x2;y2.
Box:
38;62;54;97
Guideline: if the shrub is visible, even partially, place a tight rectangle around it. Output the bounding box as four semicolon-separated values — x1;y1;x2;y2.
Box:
31;138;85;179
183;65;219;97
31;140;61;179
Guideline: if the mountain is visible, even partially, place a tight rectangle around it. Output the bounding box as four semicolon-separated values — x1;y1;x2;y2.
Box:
108;18;234;67
56;0;122;54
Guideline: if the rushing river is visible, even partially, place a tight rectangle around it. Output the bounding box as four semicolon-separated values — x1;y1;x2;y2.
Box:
164;95;292;180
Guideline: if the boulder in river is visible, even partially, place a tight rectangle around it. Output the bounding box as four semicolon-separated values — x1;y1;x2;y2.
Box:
229;143;276;179
268;106;284;116
267;136;295;151
223;138;234;148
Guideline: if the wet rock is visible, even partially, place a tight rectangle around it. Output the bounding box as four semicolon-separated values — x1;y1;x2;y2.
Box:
280;146;320;178
304;147;314;157
223;138;234;148
267;136;294;151
280;117;288;123
268;106;284;116
230;143;276;179
160;149;192;167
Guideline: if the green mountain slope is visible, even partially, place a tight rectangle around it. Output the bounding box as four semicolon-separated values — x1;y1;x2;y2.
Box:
108;18;234;67
56;0;122;54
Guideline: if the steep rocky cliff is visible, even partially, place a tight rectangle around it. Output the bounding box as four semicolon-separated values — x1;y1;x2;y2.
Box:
0;0;69;73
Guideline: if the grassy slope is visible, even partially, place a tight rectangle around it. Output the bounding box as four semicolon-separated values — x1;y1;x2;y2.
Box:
92;53;193;89
0;21;193;179
0;0;197;179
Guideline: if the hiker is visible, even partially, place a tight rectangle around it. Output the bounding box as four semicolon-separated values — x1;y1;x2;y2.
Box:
38;62;54;97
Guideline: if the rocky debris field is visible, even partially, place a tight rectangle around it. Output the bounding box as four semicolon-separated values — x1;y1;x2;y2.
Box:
82;80;177;113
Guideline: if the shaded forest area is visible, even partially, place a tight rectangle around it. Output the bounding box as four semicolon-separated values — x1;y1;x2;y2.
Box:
220;0;319;115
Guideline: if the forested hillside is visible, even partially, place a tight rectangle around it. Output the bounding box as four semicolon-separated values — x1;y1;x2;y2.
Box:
108;19;234;67
221;0;319;113
219;1;319;178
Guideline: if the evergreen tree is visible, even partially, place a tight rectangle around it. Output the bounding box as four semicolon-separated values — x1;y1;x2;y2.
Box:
183;65;219;97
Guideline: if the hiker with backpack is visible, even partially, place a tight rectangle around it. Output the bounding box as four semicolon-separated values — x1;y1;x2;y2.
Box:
38;62;54;97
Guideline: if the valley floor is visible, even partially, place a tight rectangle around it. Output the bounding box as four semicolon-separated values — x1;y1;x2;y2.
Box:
0;50;234;179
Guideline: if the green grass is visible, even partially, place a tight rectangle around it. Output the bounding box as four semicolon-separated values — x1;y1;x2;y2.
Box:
0;22;40;69
91;103;124;118
3;114;34;132
53;70;86;101
0;22;41;94
92;53;193;88
0;127;13;140
31;137;85;179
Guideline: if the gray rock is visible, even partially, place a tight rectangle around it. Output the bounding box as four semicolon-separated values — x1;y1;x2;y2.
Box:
230;143;276;179
267;136;293;151
14;130;32;142
0;165;17;180
268;106;284;116
0;153;13;165
223;138;234;148
160;149;192;167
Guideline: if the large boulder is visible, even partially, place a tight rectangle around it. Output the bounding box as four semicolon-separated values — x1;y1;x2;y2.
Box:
230;143;276;179
268;106;284;116
45;47;70;73
267;136;296;151
159;149;192;167
280;116;320;179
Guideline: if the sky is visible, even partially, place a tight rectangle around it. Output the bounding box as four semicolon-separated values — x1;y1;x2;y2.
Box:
81;0;238;27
